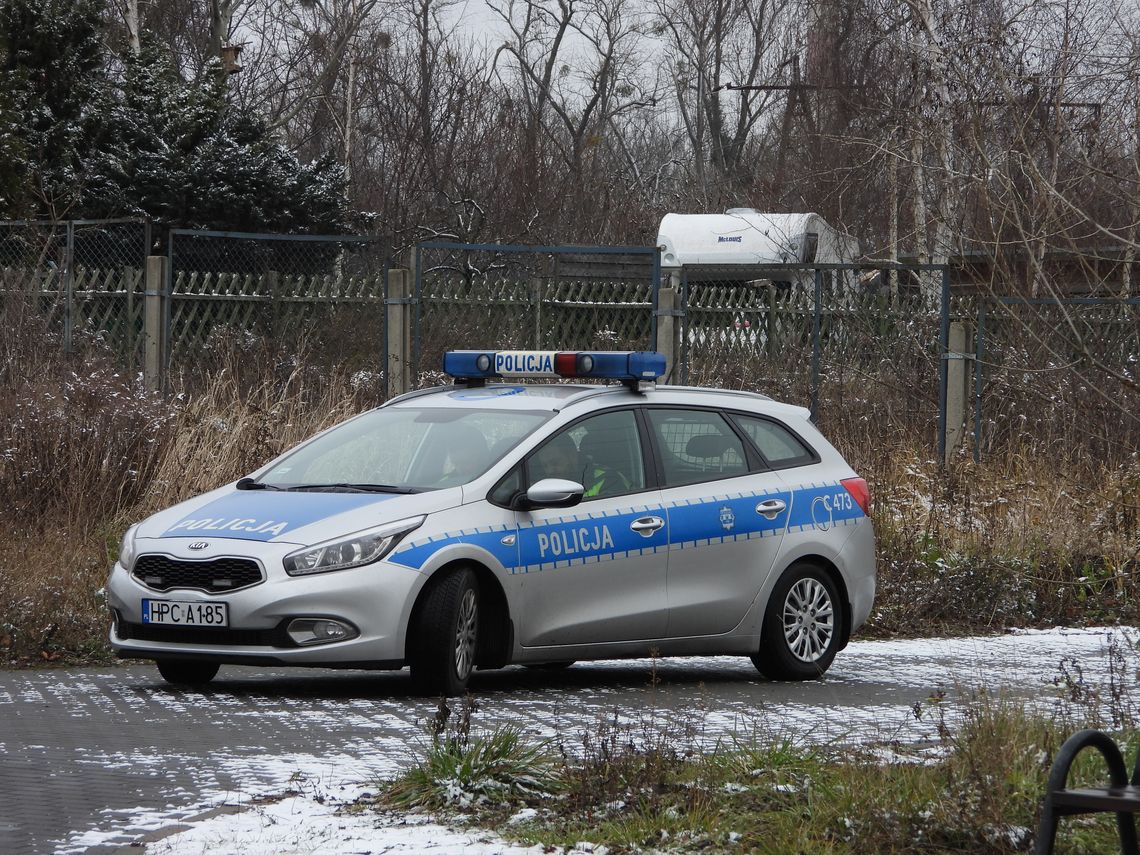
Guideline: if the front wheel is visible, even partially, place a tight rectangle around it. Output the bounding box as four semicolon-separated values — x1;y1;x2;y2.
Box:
156;660;219;686
408;567;480;696
752;563;843;681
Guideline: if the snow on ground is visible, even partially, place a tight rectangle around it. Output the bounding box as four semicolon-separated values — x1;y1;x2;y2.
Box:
51;627;1137;852
143;784;549;855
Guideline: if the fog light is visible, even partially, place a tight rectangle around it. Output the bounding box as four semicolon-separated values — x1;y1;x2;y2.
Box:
286;618;358;646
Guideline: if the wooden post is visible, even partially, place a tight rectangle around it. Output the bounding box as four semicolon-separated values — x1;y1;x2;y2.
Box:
767;282;779;358
944;320;969;463
386;268;411;399
143;255;168;393
656;286;679;383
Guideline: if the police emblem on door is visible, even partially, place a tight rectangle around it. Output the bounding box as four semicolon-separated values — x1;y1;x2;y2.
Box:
719;506;735;531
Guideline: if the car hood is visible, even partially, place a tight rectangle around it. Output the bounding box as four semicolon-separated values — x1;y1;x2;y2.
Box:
135;485;463;546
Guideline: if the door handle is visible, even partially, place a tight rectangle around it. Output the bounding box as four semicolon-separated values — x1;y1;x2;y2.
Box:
756;499;787;519
630;516;665;537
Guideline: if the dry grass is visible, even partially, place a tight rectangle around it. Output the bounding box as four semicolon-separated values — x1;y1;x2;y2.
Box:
0;318;380;662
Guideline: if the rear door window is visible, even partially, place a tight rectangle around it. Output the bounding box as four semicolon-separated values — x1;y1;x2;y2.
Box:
646;409;749;487
732;414;817;469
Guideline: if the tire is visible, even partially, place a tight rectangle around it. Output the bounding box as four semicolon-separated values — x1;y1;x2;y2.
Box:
408;567;480;696
156;660;219;686
523;661;576;670
752;562;844;681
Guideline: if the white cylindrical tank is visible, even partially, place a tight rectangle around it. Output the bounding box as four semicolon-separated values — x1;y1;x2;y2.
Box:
656;209;856;269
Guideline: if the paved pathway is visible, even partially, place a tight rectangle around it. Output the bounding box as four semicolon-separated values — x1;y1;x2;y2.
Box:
0;628;1127;854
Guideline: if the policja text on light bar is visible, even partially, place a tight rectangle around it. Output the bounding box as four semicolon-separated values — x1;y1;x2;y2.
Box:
443;350;666;381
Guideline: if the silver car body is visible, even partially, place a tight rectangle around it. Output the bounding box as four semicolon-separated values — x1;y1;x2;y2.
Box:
107;381;876;670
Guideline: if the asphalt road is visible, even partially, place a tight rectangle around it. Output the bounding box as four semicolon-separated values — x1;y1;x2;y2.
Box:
0;628;1126;854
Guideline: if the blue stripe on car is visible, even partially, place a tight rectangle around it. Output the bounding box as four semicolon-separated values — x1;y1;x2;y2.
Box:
388;482;863;573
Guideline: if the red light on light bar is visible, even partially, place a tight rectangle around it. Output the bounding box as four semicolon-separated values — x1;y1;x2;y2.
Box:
553;352;578;376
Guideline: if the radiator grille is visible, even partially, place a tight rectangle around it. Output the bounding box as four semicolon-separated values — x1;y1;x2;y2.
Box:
132;555;263;593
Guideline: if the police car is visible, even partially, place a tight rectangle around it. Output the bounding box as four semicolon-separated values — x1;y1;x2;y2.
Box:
107;350;875;694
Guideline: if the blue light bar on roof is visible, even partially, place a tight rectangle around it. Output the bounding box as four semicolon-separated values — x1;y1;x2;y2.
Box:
443;350;665;382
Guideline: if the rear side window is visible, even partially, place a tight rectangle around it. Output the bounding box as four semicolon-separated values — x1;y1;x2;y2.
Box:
646;409;749;487
733;415;816;468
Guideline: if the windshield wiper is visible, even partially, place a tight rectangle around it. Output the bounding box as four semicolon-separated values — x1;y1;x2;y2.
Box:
236;477;279;491
284;483;420;494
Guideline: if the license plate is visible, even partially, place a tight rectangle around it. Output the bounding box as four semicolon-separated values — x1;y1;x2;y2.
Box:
141;599;229;627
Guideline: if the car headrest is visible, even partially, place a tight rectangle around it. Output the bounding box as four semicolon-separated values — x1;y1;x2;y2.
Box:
685;433;733;459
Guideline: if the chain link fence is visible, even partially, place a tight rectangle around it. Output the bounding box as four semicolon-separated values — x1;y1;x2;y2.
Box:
680;265;948;459
0;219;150;360
167;230;390;382
4;223;1135;466
975;297;1140;464
411;243;660;386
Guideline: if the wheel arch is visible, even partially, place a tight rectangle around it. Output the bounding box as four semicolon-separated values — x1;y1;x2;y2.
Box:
404;559;514;669
766;554;853;650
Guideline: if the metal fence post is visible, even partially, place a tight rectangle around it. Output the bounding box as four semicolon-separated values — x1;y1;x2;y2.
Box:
410;245;421;388
937;266;951;464
531;277;543;349
974;300;986;463
144;255;168;393
678;271;690;385
164;230;174;381
650;247;662;347
267;269;282;339
386;268;411;399
63;221;75;354
810;268;823;421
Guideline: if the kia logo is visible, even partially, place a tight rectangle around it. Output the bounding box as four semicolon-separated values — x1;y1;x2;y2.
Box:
188;541;210;551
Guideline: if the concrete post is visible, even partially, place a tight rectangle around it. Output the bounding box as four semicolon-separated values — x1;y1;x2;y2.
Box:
944;320;969;463
143;255;168;393
656;286;679;383
386;268;411;399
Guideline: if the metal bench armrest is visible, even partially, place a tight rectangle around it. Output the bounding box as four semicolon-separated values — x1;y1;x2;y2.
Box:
1036;729;1139;855
1048;729;1131;794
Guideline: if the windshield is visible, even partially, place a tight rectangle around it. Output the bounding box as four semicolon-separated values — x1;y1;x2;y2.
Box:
258;407;551;491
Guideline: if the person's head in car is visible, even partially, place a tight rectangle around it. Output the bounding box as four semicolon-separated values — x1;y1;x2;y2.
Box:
533;433;580;484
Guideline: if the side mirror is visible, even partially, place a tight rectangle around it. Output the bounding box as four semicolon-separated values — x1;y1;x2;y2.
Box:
516;478;584;510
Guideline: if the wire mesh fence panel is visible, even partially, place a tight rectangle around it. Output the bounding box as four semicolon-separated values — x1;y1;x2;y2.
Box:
415;244;657;385
681;266;945;460
976;298;1140;465
0;219;149;364
0;221;70;338
71;220;150;365
542;280;652;350
814;280;943;448
168;231;388;381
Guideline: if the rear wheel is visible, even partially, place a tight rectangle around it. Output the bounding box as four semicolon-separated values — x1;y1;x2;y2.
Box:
752;563;843;681
156;660;219;686
408;567;480;696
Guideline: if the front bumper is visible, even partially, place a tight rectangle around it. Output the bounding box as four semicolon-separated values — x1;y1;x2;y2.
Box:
106;552;425;667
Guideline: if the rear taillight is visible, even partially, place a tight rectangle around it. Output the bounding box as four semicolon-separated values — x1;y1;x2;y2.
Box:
841;477;870;516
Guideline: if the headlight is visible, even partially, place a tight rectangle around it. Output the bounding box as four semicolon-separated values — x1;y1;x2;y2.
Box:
283;516;425;576
118;524;140;571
